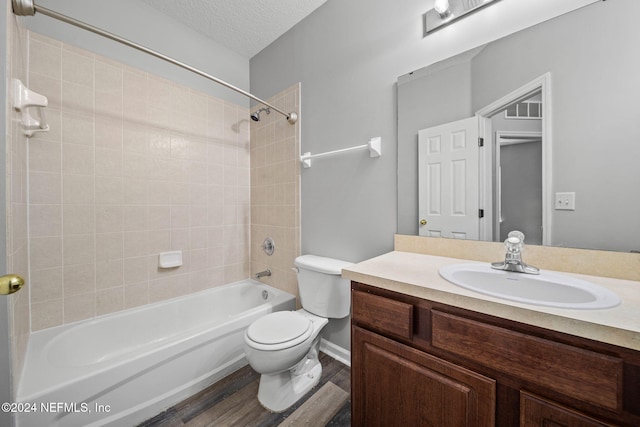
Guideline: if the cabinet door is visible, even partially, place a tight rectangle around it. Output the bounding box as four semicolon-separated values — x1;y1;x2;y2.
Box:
352;326;495;427
521;392;615;427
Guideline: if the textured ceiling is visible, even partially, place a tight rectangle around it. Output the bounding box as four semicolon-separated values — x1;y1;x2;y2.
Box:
140;0;328;58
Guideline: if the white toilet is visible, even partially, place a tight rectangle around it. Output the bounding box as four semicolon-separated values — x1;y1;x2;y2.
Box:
244;254;353;412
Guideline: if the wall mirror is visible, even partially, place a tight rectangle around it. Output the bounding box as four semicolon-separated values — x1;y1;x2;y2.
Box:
397;0;640;253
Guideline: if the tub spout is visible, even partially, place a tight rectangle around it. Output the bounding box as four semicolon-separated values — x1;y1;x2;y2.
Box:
255;269;271;279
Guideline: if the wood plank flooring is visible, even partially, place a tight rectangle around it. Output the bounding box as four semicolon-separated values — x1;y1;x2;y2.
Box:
139;353;351;427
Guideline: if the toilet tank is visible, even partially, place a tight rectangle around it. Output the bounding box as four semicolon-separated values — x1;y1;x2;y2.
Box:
294;255;354;319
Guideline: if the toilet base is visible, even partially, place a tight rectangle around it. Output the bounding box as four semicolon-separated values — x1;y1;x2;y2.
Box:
257;340;323;412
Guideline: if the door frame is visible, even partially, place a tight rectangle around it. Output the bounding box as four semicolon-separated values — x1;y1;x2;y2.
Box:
1;2;15;425
475;73;553;245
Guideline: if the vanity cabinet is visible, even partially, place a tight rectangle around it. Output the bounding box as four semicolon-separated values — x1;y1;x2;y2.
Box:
351;282;640;427
352;326;496;426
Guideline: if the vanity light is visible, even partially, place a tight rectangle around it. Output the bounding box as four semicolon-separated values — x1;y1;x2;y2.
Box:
424;0;501;35
434;0;451;18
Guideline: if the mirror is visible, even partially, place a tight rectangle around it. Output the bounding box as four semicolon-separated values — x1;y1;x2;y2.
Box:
397;0;640;253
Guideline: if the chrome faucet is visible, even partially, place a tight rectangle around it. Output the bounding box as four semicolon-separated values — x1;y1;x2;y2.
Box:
254;269;271;279
491;231;539;274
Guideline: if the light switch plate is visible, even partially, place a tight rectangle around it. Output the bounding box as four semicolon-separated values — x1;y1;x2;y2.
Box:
555;192;575;210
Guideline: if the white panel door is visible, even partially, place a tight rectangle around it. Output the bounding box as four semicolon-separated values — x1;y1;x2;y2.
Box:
418;117;480;239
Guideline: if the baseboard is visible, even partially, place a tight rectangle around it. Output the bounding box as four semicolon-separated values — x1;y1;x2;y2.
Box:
320;338;351;367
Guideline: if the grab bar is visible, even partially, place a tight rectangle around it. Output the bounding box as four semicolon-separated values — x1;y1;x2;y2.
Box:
300;137;381;168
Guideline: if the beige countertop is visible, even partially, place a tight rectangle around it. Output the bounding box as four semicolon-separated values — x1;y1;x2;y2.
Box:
342;251;640;352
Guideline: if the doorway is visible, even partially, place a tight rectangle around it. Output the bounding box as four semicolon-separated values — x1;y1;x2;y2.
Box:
417;73;552;245
477;73;552;245
495;131;543;244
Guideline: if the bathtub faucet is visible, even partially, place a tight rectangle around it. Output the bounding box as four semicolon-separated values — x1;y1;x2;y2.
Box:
255;269;271;279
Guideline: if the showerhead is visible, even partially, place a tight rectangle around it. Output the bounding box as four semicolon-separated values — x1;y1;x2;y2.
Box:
250;107;270;122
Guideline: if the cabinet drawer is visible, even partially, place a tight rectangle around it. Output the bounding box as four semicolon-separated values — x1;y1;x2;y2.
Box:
432;310;623;411
520;391;615;426
352;290;413;340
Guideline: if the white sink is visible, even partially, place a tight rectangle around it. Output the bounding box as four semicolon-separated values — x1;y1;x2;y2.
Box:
439;263;621;310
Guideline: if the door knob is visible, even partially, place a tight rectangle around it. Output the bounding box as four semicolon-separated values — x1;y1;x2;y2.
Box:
420;219;427;225
0;274;25;295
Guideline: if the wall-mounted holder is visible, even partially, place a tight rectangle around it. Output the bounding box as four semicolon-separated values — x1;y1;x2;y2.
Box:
12;79;50;137
158;251;183;269
300;137;381;168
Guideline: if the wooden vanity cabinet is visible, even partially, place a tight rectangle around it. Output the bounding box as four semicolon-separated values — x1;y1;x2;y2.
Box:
352;326;496;427
351;282;640;427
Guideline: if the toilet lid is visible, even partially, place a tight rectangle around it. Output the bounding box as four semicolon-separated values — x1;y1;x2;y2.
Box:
247;311;312;345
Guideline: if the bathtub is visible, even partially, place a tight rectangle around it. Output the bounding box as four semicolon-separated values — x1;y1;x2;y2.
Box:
16;280;295;427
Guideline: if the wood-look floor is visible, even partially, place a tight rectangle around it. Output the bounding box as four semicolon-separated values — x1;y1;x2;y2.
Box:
139;353;351;427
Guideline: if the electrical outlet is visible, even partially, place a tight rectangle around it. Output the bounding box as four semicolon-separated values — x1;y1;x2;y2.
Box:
555;192;575;210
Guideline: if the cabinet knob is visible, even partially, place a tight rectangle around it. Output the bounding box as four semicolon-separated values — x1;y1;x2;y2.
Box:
420;219;427;225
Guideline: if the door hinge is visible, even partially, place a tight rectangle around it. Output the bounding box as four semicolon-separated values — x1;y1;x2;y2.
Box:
478;209;484;218
478;137;484;147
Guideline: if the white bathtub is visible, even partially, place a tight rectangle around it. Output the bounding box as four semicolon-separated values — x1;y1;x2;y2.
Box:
16;280;295;427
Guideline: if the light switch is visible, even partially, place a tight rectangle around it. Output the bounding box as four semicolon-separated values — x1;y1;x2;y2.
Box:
555;192;575;210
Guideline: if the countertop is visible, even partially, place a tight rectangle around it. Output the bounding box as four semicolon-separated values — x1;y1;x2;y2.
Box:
342;251;640;352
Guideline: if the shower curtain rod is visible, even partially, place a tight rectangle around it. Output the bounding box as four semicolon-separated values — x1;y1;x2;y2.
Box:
11;0;299;125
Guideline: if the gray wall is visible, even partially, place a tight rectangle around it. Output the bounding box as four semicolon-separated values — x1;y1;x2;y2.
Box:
251;0;597;262
251;0;406;264
471;0;640;251
397;48;476;235
398;0;640;252
251;0;599;349
25;0;250;106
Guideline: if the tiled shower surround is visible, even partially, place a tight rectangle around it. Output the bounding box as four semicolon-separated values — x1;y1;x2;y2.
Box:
24;32;301;331
250;85;301;301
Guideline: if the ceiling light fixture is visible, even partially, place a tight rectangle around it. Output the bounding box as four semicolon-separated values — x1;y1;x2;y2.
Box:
424;0;501;36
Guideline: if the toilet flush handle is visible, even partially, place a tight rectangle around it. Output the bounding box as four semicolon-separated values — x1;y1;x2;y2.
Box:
292;267;299;274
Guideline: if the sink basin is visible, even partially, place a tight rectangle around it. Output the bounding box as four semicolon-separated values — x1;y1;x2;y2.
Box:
439;263;621;310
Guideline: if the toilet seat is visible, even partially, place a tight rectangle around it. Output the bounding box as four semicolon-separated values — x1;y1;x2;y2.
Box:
246;311;313;351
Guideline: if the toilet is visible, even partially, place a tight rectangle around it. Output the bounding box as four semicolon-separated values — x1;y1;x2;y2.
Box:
244;254;353;412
